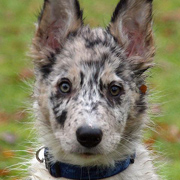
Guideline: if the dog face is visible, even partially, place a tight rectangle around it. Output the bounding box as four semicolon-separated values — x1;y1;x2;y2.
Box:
32;0;154;166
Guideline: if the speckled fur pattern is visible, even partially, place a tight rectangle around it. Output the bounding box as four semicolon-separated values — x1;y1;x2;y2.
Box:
28;0;159;179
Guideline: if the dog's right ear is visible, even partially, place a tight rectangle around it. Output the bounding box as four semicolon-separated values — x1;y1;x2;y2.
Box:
31;0;83;71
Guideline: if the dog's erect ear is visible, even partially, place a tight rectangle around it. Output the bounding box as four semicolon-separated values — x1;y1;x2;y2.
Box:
109;0;155;72
37;0;82;50
31;0;83;77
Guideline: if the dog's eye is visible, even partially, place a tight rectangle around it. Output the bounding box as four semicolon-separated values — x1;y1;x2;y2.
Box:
59;80;71;94
109;85;124;97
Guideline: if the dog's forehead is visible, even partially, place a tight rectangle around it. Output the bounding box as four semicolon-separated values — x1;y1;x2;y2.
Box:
54;27;127;78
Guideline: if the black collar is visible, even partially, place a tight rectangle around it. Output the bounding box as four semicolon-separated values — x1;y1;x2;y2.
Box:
44;148;135;179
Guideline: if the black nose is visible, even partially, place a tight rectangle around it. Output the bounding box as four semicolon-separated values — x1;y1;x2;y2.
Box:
76;126;103;148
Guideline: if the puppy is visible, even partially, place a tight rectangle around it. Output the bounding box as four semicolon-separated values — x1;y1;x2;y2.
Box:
28;0;159;179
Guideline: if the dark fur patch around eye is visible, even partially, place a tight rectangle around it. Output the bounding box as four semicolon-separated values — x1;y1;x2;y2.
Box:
56;110;67;127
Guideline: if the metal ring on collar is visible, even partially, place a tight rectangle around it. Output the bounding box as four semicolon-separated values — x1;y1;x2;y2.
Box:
36;146;45;163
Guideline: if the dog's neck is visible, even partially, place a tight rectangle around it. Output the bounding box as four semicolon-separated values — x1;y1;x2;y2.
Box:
44;148;135;179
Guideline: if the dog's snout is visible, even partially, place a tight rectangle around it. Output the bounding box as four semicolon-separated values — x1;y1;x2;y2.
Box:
76;126;103;148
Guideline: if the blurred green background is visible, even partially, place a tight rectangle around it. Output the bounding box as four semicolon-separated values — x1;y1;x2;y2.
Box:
0;0;180;179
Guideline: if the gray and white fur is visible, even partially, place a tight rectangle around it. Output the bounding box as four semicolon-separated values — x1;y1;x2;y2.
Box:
28;0;159;179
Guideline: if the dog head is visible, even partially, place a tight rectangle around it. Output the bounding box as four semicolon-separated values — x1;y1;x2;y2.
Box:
31;0;154;166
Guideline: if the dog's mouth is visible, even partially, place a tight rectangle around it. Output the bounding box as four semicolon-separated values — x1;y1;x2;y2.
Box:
74;151;102;159
61;149;106;166
79;152;95;158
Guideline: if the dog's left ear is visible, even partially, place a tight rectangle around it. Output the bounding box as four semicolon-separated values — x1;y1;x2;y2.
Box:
109;0;155;73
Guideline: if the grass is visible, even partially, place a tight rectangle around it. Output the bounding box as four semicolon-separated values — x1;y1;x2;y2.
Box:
0;0;180;179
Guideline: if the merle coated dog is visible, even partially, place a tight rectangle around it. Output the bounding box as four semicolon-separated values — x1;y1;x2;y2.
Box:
28;0;159;179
